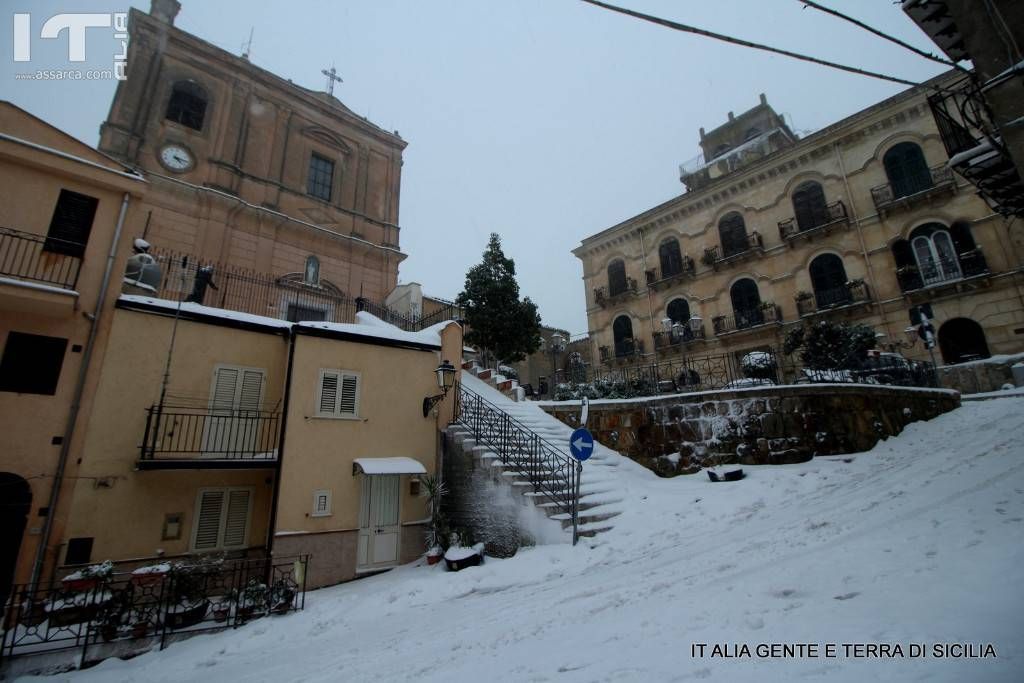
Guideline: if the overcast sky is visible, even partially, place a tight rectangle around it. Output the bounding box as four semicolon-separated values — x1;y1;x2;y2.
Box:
3;1;950;335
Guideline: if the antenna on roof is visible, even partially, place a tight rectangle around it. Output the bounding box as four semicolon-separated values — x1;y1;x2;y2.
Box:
241;27;254;60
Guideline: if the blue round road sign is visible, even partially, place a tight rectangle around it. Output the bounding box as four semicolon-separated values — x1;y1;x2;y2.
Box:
569;427;595;462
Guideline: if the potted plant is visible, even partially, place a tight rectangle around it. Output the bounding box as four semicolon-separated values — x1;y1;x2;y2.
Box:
61;560;114;592
420;474;449;565
793;290;814;302
237;579;268;622
269;580;296;615
443;530;485;572
130;562;170;586
212;590;236;623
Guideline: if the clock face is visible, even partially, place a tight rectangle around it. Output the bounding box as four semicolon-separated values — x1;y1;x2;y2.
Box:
159;144;194;172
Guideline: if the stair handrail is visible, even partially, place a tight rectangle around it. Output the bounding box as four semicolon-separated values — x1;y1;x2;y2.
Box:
454;383;582;544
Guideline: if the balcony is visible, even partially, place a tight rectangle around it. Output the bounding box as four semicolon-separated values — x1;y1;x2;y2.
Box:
928;78;1024;216
138;405;281;469
796;280;872;317
0;227;83;290
778;201;849;244
712;303;782;336
701;232;764;269
594;277;638;308
645;257;696;291
870;165;957;214
599;338;645;364
896;249;991;297
653;325;707;351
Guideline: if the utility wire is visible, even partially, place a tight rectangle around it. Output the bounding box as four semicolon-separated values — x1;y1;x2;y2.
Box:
795;0;966;71
578;0;921;87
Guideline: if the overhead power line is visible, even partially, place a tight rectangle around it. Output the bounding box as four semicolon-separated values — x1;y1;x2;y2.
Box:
795;0;966;71
577;0;921;87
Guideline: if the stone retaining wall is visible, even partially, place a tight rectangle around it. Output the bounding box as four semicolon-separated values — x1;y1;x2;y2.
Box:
937;353;1024;394
540;385;960;477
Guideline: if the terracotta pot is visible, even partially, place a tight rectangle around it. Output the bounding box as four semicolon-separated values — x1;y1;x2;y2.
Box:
131;622;149;639
131;572;167;586
426;554;443;566
212;607;230;623
61;577;99;592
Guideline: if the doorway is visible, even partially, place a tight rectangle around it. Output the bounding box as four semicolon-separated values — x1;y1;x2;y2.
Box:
0;473;32;608
357;475;400;571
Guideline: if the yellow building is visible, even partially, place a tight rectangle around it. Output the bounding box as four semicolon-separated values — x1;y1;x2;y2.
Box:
0;102;147;601
574;72;1024;372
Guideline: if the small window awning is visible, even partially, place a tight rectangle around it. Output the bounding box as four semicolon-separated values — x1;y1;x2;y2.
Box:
352;457;428;476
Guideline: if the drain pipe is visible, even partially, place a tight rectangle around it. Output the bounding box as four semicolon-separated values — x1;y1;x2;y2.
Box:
638;227;660;368
29;192;132;591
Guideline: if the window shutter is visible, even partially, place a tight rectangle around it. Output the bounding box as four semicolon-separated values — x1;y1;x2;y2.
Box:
210;368;239;412
238;370;263;413
45;190;98;257
194;490;225;550
339;374;358;415
319;372;339;414
223;489;250;548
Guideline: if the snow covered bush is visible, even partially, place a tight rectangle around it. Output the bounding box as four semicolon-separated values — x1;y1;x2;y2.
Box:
784;320;877;371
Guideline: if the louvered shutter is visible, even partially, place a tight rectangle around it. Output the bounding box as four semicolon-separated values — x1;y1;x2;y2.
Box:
319;371;339;414
45;190;98;257
339;374;358;415
210;368;239;412
222;489;250;548
238;370;263;413
194;490;225;550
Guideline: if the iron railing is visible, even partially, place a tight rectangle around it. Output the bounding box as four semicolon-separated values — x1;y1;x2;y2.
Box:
455;383;581;542
702;232;764;266
0;227;83;290
797;281;871;316
0;556;308;665
896;249;989;292
652;324;706;350
870;164;955;209
712;303;782;335
778;200;848;240
645;257;696;287
140;249;445;331
594;277;638;307
140;405;281;463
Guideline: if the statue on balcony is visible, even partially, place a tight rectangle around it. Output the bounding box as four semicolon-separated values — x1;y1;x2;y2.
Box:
186;265;219;305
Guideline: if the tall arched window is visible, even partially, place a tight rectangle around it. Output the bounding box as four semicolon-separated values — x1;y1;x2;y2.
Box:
910;223;961;286
730;278;763;329
792;181;829;232
718;212;748;258
165;81;208;131
884;142;931;199
659;238;683;278
667;298;691;324
808;254;850;308
607;259;627;296
303;255;320;285
612;315;634;357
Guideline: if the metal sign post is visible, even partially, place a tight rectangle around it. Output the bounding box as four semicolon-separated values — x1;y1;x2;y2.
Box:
569;426;594;546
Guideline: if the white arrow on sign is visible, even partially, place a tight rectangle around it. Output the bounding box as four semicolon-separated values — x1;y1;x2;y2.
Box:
572;435;592;451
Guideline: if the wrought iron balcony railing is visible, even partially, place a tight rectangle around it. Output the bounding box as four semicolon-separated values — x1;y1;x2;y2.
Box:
594;277;638;307
701;232;764;267
645;257;696;288
599;338;646;363
653;325;706;350
778;201;849;241
870;165;955;210
140;405;281;468
712;303;782;335
896;249;990;293
796;281;871;317
0;227;83;290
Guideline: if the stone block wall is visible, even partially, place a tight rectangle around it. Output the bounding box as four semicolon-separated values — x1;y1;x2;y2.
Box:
541;385;960;477
937;353;1024;394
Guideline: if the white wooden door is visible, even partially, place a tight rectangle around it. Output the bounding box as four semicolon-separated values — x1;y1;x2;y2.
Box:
202;365;265;457
357;475;401;570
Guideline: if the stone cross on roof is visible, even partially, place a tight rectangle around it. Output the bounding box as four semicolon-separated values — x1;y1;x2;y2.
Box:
321;66;343;96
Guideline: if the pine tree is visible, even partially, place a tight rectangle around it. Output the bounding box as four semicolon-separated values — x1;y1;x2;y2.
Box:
783;319;877;370
456;234;542;365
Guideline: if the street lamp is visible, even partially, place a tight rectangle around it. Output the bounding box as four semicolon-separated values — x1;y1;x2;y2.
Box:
688;315;703;335
422;359;457;417
548;333;566;385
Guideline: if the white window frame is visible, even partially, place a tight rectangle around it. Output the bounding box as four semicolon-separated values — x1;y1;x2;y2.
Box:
189;486;254;552
311;489;333;517
315;368;361;419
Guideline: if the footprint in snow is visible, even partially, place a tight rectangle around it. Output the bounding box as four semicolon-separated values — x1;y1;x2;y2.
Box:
745;616;765;630
833;592;860;601
773;588;798;598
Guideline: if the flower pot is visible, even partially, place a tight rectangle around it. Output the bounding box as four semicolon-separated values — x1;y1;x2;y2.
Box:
100;624;119;642
426;554;443;566
131;622;149;639
237;605;259;623
166;600;209;630
61;577;99;592
212;606;230;623
444;550;483;572
131;572;167;587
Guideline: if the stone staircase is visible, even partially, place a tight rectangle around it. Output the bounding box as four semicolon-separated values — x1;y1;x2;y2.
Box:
462;360;524;401
445;373;623;541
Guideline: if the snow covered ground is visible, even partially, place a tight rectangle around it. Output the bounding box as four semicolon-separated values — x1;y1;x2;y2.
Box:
25;389;1024;682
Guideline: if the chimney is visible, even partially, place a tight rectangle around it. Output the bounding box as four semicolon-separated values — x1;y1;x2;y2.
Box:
150;0;181;25
759;93;767;105
728;111;734;121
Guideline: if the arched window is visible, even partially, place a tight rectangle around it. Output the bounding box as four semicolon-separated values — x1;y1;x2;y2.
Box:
718;212;748;258
808;254;850;308
910;223;961;286
165;81;208;131
607;259;627;296
884;142;931;199
612;315;634;357
667;298;691;324
730;278;763;329
659;238;683;278
938;318;991;364
303;255;320;285
792;181;829;232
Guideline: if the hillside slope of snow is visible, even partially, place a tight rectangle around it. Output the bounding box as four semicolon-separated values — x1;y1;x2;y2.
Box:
31;394;1024;682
